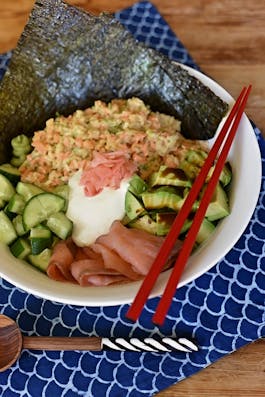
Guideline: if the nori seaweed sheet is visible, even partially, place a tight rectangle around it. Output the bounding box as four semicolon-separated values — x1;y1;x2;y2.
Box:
0;0;228;164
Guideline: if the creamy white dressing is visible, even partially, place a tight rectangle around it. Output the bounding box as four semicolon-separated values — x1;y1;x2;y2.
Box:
66;171;129;246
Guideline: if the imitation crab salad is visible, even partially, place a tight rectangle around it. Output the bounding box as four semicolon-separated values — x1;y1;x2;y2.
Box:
0;98;232;287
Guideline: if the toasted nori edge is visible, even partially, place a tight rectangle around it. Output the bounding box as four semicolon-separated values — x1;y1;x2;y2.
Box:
0;0;228;164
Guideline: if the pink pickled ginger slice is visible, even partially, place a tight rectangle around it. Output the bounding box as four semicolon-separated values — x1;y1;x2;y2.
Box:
80;151;137;196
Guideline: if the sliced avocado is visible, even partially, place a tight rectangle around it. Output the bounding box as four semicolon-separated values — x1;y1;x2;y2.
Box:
205;182;230;221
125;191;146;220
149;165;191;188
128;214;158;235
141;190;182;211
156;212;193;236
128;174;148;197
196;218;216;244
206;162;232;187
179;149;208;179
174;188;200;213
186;149;207;166
155;185;184;195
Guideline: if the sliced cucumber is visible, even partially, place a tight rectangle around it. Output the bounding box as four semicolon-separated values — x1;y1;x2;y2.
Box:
0;211;17;244
10;238;31;259
30;225;52;255
0;198;5;209
53;184;69;200
53;185;69;211
28;248;52;272
12;215;27;236
0;163;20;184
4;204;17;220
6;193;26;215
16;181;44;201
22;193;65;230
0;174;16;201
11;155;26;168
46;212;73;240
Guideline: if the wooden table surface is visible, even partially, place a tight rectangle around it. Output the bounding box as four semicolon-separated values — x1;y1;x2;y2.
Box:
0;1;264;396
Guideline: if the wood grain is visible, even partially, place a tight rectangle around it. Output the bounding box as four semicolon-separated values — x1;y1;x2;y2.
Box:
0;314;22;372
23;336;102;351
0;1;264;396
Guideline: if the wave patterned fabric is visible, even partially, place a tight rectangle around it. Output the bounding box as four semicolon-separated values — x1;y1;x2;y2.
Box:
0;2;264;396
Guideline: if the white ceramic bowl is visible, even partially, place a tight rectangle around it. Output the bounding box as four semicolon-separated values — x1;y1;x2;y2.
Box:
0;65;262;306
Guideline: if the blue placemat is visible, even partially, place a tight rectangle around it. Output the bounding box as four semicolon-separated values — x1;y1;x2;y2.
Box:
0;1;264;396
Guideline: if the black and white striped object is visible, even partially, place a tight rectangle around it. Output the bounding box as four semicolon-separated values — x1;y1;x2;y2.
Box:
101;337;198;352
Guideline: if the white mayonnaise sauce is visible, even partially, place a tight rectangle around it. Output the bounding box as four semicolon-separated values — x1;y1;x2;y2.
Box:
66;171;129;246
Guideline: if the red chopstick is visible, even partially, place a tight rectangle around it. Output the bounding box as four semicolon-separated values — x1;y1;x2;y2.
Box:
126;85;251;324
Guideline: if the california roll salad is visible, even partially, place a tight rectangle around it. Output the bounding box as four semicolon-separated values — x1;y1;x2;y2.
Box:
0;98;232;286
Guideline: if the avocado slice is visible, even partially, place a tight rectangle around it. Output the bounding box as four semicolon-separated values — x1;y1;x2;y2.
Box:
179;149;208;179
206;162;232;187
128;174;148;197
196;218;216;244
156;212;193;236
141;190;182;212
149;165;191;188
205;182;230;221
128;214;158;235
125;191;146;220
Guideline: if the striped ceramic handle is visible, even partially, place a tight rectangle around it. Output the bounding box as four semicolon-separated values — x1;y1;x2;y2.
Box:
101;337;198;352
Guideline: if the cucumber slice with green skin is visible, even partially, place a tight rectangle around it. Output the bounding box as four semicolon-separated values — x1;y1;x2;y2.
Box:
53;185;69;200
23;193;65;230
12;215;27;236
28;248;52;272
46;212;73;240
0;164;20;184
6;193;26;215
4;204;17;220
0;174;16;201
0;198;5;209
30;226;52;255
52;185;69;211
10;155;26;168
10;238;31;259
16;181;44;201
0;211;17;244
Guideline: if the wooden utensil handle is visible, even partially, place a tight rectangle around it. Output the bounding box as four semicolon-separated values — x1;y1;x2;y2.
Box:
23;336;102;351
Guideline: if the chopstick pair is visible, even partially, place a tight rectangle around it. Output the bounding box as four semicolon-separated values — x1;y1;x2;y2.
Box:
126;85;252;326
